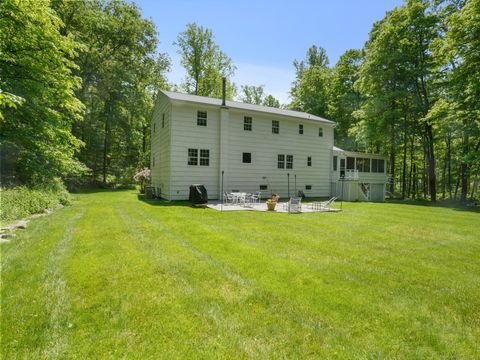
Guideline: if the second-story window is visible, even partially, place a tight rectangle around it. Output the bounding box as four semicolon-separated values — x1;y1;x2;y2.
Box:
272;120;279;134
307;156;312;167
197;111;207;126
162;113;165;128
318;127;323;137
244;116;252;131
299;124;304;134
242;152;251;163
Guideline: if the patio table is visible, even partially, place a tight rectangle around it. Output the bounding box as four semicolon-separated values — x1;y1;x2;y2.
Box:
231;192;247;206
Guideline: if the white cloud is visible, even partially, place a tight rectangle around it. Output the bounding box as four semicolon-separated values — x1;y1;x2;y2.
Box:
166;58;295;105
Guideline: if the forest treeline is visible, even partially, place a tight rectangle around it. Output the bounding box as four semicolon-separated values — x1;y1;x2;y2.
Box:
0;0;478;203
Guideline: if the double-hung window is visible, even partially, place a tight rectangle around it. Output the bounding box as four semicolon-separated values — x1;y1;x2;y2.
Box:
278;154;293;169
272;120;279;134
197;111;207;126
244;116;252;131
299;124;304;134
199;149;210;166
188;149;198;165
286;155;293;169
188;148;209;166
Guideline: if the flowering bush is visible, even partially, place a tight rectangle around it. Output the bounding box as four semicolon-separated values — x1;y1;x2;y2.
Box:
133;168;151;193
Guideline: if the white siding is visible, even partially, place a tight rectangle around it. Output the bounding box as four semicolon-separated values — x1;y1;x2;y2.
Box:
168;103;220;200
225;110;334;198
151;93;171;198
151;92;386;202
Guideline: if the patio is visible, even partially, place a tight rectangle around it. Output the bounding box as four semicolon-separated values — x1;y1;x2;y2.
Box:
206;201;341;213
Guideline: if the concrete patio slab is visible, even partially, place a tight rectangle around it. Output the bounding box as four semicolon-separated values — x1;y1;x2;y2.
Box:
206;202;341;213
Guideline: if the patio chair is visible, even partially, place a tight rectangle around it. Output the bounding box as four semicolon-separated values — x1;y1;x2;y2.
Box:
250;191;261;203
284;197;302;213
319;197;337;210
223;192;234;205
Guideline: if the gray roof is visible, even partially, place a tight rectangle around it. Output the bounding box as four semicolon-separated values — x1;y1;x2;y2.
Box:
160;90;335;125
333;145;388;158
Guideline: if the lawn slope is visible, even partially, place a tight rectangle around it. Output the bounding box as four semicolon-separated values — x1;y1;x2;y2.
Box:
1;190;479;358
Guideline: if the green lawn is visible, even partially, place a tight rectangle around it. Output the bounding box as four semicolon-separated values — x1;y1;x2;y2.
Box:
1;190;479;359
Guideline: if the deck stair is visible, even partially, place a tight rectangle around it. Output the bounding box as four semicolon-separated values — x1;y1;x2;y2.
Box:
359;183;370;201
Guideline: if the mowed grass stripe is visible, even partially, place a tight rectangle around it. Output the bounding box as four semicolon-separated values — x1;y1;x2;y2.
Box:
2;190;479;359
132;202;413;357
120;204;334;358
60;200;182;358
40;208;86;359
1;205;85;358
135;198;480;357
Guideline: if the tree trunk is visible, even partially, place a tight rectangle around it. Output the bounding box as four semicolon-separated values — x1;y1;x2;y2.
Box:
142;125;147;154
422;142;427;199
401;116;408;199
425;124;436;202
102;97;113;184
454;169;460;200
407;141;413;198
389;121;395;196
412;163;417;199
460;121;469;203
441;138;448;200
447;133;452;199
470;175;478;201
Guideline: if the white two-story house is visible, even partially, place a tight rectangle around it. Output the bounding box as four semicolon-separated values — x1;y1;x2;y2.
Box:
150;87;388;202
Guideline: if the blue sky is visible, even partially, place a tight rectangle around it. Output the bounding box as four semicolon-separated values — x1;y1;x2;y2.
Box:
135;0;404;103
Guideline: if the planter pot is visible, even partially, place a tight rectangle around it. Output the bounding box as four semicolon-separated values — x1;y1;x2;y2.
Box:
267;201;277;211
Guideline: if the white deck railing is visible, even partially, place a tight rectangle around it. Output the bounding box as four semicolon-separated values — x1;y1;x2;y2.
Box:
343;169;359;180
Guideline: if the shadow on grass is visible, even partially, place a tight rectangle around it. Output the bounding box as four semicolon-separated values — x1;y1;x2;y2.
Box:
70;187;136;194
384;198;480;213
137;194;196;208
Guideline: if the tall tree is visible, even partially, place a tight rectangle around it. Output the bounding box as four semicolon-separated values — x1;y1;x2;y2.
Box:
239;85;281;108
433;0;480;202
239;85;265;105
0;0;86;184
354;0;440;201
263;94;281;108
175;23;235;98
290;45;331;117
328;49;363;150
53;0;170;184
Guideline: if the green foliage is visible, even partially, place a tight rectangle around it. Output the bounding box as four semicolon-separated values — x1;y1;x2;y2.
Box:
2;190;479;357
290;45;331;117
263;94;281;108
53;0;170;184
175;23;236;98
0;0;87;183
327;49;363;149
239;85;281;107
433;0;480;201
0;181;71;222
353;0;441;200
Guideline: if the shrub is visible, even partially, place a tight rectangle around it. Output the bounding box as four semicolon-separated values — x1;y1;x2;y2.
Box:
0;180;71;222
